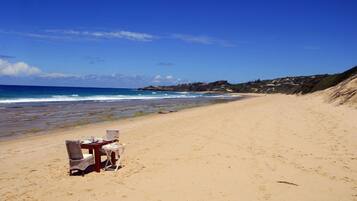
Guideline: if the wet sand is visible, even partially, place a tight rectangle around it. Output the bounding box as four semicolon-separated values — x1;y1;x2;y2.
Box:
0;96;241;140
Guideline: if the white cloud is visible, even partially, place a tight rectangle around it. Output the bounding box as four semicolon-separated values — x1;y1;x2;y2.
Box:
153;74;178;83
0;59;77;78
171;34;235;47
172;34;213;45
45;29;155;42
0;59;41;76
154;75;162;80
39;72;77;78
0;30;72;40
0;59;184;87
165;75;173;79
1;29;234;46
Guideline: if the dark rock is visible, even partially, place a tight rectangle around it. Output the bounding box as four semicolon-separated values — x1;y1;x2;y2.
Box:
139;80;233;92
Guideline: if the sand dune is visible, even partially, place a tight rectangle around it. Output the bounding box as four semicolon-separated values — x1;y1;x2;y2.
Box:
0;94;356;201
322;74;357;108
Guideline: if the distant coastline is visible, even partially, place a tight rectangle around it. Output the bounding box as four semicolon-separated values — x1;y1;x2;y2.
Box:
141;65;357;95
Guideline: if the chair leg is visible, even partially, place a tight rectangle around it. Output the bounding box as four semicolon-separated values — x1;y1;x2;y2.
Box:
104;151;113;170
69;169;85;176
104;158;109;170
114;149;123;172
115;157;121;171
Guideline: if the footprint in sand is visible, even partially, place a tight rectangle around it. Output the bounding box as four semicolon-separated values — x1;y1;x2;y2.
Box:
259;185;266;191
258;185;271;200
263;193;272;200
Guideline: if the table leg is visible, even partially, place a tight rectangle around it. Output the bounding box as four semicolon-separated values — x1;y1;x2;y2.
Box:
94;147;101;172
89;149;93;155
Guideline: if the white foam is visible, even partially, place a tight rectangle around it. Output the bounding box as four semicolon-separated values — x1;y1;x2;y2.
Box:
0;94;202;104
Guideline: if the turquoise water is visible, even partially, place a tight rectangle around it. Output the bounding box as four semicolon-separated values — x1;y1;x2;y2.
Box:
0;85;223;104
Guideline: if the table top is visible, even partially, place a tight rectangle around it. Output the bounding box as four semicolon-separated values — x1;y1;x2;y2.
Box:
80;139;117;148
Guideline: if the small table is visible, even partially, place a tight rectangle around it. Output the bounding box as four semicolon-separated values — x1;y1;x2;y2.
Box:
81;140;117;172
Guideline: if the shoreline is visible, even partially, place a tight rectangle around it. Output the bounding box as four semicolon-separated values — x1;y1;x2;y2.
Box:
0;111;156;146
0;94;253;142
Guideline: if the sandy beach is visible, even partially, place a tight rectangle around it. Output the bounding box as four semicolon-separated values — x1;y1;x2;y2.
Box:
0;94;356;201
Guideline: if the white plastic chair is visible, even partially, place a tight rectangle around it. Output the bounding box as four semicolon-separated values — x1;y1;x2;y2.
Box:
65;140;94;176
102;142;125;171
100;130;120;156
105;130;120;141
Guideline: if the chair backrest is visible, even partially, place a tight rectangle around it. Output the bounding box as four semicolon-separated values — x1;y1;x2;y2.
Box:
65;140;83;160
106;130;120;141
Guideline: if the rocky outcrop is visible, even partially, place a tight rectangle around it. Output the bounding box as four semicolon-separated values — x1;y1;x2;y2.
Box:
141;80;233;92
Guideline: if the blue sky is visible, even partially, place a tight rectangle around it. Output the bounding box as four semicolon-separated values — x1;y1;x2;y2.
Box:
0;0;356;87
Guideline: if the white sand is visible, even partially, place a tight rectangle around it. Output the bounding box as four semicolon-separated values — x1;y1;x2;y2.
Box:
0;94;356;201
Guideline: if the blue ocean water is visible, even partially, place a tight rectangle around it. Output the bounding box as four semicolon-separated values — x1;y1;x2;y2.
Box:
0;85;221;104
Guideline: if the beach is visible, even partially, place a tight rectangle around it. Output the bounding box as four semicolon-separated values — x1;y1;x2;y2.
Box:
0;93;356;201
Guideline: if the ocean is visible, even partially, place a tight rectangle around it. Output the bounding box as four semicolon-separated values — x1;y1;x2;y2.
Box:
0;85;220;104
0;85;240;140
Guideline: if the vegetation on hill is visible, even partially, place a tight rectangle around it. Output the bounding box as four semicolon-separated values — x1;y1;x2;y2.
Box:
322;73;357;108
310;66;357;92
141;66;357;95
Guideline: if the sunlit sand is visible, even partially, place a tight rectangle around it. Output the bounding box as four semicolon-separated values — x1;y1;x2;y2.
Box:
1;94;356;201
